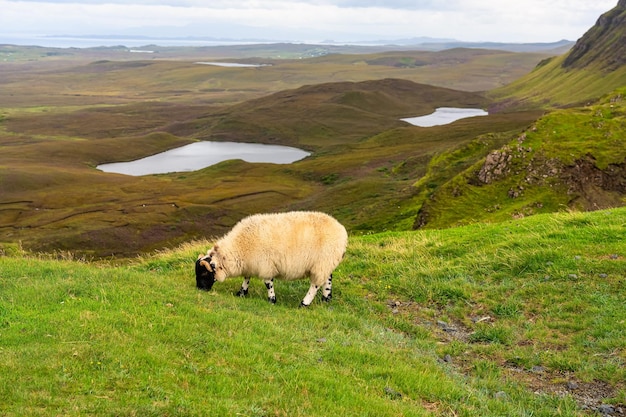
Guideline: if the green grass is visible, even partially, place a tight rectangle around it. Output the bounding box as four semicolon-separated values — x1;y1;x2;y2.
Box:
1;207;624;416
487;53;626;109
417;87;626;228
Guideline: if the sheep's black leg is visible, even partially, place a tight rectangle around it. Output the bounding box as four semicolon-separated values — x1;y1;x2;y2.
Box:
321;274;333;302
236;277;250;297
265;278;276;304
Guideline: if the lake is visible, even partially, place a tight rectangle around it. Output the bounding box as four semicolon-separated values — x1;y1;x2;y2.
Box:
97;141;310;176
98;107;486;176
401;107;488;127
195;62;270;68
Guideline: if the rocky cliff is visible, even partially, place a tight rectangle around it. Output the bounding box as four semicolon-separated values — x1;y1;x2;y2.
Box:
562;1;626;71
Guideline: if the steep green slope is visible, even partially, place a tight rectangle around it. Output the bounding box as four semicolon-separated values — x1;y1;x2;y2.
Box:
488;1;626;109
415;87;626;228
563;0;626;71
1;208;624;416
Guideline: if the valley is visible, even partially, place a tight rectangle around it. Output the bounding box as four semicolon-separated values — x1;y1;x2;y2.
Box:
0;45;546;257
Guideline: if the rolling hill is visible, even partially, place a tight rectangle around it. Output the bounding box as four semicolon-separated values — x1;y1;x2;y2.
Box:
1;75;541;256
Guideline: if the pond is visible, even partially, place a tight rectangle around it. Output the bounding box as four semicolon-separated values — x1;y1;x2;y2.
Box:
97;141;310;176
401;107;488;127
195;62;270;68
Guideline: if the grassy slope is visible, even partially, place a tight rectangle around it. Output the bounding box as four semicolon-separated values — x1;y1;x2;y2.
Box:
1;207;624;416
415;87;626;229
487;54;626;109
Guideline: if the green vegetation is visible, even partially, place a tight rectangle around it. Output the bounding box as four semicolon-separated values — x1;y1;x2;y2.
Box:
0;57;541;256
487;53;626;109
416;87;626;228
1;207;624;416
2;36;624;256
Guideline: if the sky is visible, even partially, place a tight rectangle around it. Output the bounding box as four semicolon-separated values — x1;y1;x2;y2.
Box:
0;0;619;46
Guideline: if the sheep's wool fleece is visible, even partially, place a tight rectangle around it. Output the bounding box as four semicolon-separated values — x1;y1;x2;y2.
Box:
213;211;347;285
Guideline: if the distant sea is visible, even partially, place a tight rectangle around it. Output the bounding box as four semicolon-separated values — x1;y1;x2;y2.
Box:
0;35;269;48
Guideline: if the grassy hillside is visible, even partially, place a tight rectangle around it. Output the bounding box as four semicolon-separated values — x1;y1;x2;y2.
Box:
488;1;626;109
1;208;624;416
487;54;626;110
415;87;626;229
167;79;490;148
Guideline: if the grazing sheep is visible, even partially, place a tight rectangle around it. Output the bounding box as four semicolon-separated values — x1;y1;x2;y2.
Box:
195;211;348;306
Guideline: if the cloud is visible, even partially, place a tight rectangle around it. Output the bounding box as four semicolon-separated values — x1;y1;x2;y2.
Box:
0;0;618;43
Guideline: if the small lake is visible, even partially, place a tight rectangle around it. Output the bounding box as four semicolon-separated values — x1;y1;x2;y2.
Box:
195;62;270;68
97;141;310;176
401;107;488;127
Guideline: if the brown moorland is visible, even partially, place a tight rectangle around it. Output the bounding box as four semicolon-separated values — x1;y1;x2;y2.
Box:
0;44;551;257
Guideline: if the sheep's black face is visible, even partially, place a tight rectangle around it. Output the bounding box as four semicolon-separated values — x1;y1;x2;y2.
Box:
195;257;216;291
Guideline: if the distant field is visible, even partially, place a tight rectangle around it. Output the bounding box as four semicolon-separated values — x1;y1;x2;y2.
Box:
0;44;551;107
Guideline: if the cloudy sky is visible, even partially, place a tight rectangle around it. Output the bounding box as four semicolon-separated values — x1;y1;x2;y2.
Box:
0;0;618;45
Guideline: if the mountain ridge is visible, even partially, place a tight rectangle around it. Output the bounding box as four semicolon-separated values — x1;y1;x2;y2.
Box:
488;1;626;109
562;0;626;71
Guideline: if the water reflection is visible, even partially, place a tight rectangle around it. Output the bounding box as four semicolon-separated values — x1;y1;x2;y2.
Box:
97;141;310;176
401;107;488;127
195;62;270;68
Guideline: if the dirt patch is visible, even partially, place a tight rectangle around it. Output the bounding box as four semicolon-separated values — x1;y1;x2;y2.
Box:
386;300;625;415
505;366;625;416
561;156;626;211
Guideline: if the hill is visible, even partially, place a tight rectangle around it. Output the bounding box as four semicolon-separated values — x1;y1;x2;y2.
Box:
413;87;626;229
488;0;626;109
1;23;623;256
562;0;626;71
166;78;490;148
1;207;624;416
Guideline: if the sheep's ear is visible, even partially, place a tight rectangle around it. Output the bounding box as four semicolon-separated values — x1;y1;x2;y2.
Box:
197;253;204;260
199;259;213;272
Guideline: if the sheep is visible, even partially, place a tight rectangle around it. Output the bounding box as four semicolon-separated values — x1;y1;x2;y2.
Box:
195;211;348;307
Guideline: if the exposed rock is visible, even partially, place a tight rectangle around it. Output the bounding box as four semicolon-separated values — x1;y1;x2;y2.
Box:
384;386;403;400
477;147;513;184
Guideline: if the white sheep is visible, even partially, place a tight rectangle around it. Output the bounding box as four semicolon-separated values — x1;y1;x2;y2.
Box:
195;211;348;306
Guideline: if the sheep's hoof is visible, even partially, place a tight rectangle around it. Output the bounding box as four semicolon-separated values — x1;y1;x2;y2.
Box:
268;296;277;304
235;289;248;297
299;301;310;308
322;294;332;302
